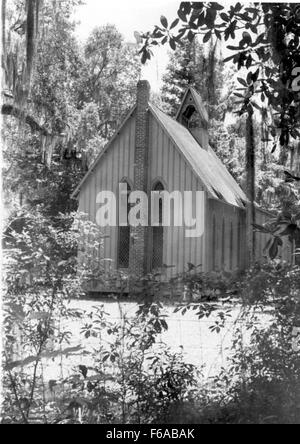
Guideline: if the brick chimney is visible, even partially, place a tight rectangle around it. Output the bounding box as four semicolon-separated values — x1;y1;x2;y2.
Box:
129;80;150;277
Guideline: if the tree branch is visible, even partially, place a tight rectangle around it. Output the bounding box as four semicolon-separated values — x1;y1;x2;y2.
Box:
2;103;51;136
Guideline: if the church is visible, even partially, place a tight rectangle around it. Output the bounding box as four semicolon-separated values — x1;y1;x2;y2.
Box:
71;80;290;287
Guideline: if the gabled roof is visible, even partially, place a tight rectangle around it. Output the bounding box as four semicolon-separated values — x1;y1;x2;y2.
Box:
150;104;247;208
175;86;209;124
72;98;247;209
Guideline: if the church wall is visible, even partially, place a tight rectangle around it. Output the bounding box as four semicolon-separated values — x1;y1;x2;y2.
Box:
78;111;136;273
148;113;206;278
206;198;246;271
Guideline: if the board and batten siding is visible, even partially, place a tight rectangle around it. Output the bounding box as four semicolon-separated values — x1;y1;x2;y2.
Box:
78;111;136;272
205;201;292;272
206;198;246;271
148;112;206;278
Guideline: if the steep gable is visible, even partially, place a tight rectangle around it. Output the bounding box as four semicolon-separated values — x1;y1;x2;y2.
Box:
176;86;209;124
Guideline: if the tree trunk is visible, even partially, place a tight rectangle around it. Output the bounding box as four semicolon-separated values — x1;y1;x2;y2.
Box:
2;0;6;65
2;103;50;136
246;107;256;266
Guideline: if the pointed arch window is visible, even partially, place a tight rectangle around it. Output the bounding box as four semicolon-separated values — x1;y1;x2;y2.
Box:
152;181;164;270
118;181;131;269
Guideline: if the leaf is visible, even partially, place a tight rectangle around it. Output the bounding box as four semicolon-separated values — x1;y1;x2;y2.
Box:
255;33;266;46
251;68;260;82
141;51;148;65
213;3;225;10
227;45;242;50
234;92;245;98
252;223;273;234
153;30;164;38
160;15;168;29
269;238;279;260
203;31;212;43
252;101;262;111
169;38;176;50
79;365;88;379
279;224;298;237
242;31;252;45
178;9;188;22
187;30;195;42
170;18;179;29
237;77;248;87
223;54;235;63
247;71;253;84
205;7;217;28
246;55;253;69
215;30;221;40
271;143;277;154
161;320;168;331
220;12;229;22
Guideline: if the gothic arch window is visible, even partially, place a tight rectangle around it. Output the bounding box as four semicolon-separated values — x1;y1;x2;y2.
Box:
118;180;131;269
152;181;164;270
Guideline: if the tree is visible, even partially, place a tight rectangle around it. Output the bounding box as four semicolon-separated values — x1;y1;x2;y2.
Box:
161;37;226;119
161;39;200;116
140;2;300;149
3;11;141;218
79;25;141;140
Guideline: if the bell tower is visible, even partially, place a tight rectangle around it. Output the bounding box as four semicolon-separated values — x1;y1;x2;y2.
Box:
176;87;209;150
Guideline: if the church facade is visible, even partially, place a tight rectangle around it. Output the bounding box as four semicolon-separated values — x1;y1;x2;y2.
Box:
72;81;291;286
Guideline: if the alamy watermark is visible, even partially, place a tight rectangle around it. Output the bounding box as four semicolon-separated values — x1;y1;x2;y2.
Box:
96;183;205;238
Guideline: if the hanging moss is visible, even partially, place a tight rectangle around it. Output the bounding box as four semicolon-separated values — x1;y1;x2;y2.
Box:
2;0;6;63
25;0;36;85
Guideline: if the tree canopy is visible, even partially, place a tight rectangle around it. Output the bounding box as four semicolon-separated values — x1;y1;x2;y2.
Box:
139;2;300;151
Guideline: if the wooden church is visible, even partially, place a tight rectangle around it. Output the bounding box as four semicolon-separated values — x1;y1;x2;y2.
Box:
72;80;290;285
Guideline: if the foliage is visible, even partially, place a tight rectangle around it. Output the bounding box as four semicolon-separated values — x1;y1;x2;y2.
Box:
61;303;199;424
209;264;300;424
161;38;225;118
158;263;300;424
79;25;141;141
2;209;104;423
253;172;300;260
140;2;300;150
2;3;141;222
